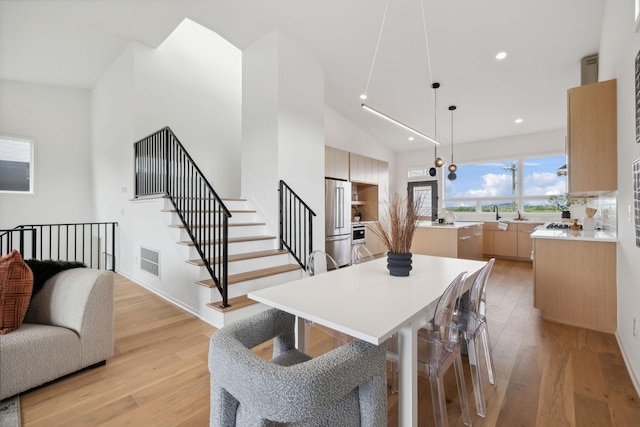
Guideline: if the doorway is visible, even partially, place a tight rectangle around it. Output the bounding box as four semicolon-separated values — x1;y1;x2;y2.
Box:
407;181;438;221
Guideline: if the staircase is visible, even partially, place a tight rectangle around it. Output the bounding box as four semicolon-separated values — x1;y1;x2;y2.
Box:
134;128;314;327
161;197;304;326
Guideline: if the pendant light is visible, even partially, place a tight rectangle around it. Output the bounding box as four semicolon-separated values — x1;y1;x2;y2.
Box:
429;82;443;177
447;105;457;181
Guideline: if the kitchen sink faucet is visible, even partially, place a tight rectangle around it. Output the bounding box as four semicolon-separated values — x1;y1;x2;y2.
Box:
493;205;500;220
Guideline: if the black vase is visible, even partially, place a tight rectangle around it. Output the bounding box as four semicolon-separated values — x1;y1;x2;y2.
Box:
561;210;571;219
387;252;412;277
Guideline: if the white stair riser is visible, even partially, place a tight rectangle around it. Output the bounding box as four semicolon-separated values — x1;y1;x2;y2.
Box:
201;302;270;329
175;224;267;240
209;269;304;303
165;211;258;225
186;239;278;258
193;254;292;280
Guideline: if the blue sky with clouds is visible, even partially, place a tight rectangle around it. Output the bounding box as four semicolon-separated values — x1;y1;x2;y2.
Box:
445;155;567;200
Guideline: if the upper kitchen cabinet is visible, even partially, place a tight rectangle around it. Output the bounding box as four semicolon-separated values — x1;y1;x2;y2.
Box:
350;153;381;184
567;79;617;194
325;146;350;180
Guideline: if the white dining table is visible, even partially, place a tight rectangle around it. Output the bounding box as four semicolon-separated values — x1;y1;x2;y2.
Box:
248;254;488;427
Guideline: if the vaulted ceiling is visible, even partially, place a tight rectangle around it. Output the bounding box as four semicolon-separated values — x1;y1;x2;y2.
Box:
0;0;605;151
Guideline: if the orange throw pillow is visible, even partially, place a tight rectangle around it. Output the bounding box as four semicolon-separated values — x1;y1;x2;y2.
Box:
0;250;34;334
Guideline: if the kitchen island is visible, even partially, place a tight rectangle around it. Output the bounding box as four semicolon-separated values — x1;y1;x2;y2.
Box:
531;227;617;333
411;221;484;260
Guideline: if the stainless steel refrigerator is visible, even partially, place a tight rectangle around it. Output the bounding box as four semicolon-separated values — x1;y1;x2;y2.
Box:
325;178;352;266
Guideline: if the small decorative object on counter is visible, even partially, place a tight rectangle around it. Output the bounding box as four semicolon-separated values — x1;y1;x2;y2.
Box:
570;219;581;230
583;207;597;231
444;211;455;224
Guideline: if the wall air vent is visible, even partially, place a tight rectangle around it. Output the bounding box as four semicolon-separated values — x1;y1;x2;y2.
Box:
581;54;599;85
140;246;160;277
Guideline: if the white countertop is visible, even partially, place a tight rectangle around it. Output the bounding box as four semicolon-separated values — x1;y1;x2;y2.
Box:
416;221;483;229
531;228;617;243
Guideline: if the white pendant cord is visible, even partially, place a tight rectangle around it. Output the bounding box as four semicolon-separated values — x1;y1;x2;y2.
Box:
362;0;391;98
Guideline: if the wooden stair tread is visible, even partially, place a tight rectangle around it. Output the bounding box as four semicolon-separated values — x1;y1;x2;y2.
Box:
207;295;257;313
177;235;276;246
186;249;289;266
168;222;265;229
197;263;301;287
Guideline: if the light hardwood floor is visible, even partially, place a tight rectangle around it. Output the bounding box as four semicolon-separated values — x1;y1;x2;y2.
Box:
19;260;640;426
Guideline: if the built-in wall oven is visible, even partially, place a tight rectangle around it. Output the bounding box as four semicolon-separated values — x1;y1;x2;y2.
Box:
352;224;366;244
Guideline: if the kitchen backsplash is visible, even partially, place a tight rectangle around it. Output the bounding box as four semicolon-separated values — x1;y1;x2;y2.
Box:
579;193;617;233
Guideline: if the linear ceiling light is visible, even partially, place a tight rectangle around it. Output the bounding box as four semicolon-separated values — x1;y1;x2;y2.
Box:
360;0;441;146
361;103;440;145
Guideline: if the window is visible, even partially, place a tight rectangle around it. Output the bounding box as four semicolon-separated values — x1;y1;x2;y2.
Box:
444;155;566;214
0;137;34;193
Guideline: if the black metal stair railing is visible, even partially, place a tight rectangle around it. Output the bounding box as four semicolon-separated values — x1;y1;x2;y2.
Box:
279;180;316;270
134;127;231;308
1;223;117;271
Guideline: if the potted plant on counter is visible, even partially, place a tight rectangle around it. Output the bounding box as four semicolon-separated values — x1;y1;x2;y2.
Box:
353;206;362;222
548;193;572;219
369;193;421;276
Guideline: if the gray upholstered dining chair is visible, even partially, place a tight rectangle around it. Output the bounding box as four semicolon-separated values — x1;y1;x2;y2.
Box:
208;308;388;427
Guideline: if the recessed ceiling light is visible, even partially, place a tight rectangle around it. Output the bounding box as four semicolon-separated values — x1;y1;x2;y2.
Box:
360;94;367;100
408;136;414;141
496;51;507;60
514;118;523;124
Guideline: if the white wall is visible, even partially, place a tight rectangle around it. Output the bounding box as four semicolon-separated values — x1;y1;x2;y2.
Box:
134;19;242;197
92;20;242;317
0;80;94;228
599;0;640;392
242;30;326;250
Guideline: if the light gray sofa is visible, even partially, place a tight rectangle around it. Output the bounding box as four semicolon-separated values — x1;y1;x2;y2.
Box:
209;307;387;427
0;268;114;400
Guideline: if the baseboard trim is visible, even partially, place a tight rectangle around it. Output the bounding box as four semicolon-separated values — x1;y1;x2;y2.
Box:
615;331;640;398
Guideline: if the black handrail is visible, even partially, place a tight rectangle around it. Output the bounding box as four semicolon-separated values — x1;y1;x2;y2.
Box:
279;180;316;269
0;228;37;259
134;127;231;308
3;223;117;271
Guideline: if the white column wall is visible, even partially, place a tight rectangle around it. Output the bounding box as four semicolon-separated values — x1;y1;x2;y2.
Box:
0;80;94;228
599;0;640;393
241;31;280;230
242;30;326;250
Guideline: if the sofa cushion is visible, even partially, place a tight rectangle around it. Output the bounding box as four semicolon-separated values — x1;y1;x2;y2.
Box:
0;323;82;399
24;259;85;298
0;250;34;334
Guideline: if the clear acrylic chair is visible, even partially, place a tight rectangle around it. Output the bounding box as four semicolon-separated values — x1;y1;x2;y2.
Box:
387;271;472;427
305;250;339;276
458;258;496;417
351;244;374;265
304;251;341;351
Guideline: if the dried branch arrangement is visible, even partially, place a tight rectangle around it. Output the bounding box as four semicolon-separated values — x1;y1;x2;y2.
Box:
369;193;422;254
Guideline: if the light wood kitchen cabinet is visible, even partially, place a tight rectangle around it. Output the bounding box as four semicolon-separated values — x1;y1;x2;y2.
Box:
483;222;542;260
350;153;386;185
567;79;617;193
492;229;517;257
364;223;386;255
324;146;349;180
516;222;543;259
533;238;616;333
411;224;483;260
